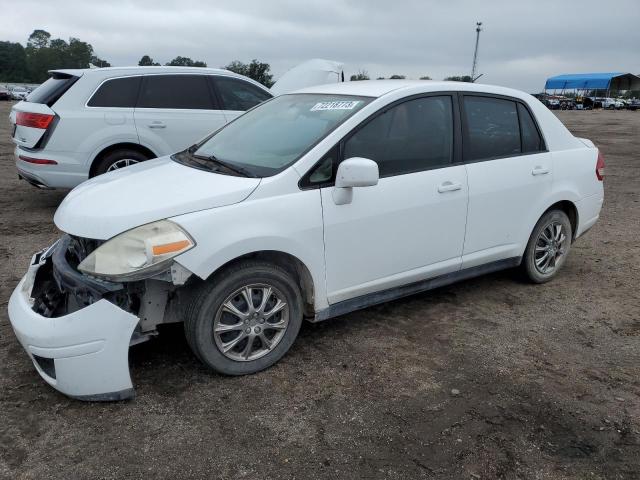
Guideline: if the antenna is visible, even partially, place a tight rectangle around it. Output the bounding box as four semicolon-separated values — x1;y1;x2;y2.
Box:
471;22;482;82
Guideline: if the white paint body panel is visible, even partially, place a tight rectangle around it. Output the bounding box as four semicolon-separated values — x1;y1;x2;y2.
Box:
54;156;260;240
462;151;553;268
322;166;468;303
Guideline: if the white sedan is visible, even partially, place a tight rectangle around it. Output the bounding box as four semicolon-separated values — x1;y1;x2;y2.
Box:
8;80;604;400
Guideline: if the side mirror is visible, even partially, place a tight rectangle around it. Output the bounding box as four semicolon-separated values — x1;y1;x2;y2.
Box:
333;157;379;205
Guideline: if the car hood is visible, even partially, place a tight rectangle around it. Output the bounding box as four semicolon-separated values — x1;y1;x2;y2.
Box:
54;157;261;240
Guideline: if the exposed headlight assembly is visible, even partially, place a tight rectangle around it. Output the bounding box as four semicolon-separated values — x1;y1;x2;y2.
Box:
78;220;195;282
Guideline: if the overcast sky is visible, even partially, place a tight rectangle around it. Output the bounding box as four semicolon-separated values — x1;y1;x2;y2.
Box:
3;0;639;91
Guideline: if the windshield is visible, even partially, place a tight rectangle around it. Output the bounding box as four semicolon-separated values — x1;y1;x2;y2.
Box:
191;94;372;177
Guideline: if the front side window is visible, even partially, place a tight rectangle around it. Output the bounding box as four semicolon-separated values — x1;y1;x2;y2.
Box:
343;96;454;177
190;94;371;177
463;96;521;160
214;77;272;111
138;75;215;109
88;77;141;108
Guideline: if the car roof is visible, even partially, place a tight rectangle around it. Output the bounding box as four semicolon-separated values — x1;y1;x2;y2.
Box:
48;66;270;92
292;80;534;101
50;66;232;76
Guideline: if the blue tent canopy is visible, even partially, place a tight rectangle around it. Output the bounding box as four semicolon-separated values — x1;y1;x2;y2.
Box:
545;72;640;91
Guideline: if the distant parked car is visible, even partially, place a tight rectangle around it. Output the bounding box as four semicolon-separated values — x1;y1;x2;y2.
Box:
0;86;10;100
601;98;624;110
626;99;640;111
9;63;342;189
10;86;29;100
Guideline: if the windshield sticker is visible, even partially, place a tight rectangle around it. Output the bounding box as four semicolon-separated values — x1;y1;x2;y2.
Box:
310;100;361;111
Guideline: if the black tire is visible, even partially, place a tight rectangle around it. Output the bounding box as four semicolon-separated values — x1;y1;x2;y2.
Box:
522;210;572;284
183;260;304;375
92;149;150;176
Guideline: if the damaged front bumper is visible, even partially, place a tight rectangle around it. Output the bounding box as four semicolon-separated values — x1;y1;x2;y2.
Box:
8;240;141;401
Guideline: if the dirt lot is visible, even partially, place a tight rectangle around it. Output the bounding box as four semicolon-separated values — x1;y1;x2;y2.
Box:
0;101;638;480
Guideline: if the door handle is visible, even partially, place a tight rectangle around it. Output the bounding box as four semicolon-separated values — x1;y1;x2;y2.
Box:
437;181;462;193
148;122;166;129
531;166;550;176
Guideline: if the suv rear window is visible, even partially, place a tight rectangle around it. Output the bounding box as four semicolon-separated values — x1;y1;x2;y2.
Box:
138;75;216;109
26;73;78;106
87;77;141;108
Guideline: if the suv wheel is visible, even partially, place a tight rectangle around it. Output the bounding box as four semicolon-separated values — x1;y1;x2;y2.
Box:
522;210;572;283
93;149;150;176
183;260;304;375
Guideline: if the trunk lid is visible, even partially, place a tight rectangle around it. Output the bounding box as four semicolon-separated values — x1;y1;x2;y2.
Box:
270;59;344;96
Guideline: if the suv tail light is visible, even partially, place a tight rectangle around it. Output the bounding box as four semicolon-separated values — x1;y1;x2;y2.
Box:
16;112;54;129
595;151;605;181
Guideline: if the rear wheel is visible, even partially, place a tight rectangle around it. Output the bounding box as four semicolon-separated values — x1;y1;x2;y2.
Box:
183;260;303;375
522;210;572;283
93;149;150;176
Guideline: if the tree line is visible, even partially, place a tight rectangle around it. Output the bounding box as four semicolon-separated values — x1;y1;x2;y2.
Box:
1;29;472;87
0;29;275;87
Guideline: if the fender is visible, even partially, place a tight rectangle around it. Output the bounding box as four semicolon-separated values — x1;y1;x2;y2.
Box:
171;188;328;311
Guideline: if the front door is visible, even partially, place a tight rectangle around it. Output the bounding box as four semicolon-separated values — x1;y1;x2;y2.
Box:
318;95;469;304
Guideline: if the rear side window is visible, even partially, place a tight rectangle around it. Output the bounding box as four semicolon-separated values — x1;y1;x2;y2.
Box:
87;77;141;107
464;96;520;160
26;74;78;106
344;96;454;177
518;103;544;153
138;75;216;109
214;77;272;111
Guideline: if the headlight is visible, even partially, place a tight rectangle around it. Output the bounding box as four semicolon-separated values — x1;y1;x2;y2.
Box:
78;220;195;281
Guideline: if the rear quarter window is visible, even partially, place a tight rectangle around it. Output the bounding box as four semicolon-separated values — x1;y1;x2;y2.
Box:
87;76;142;108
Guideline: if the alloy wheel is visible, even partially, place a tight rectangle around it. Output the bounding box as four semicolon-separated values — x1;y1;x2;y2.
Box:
106;158;140;171
213;284;289;362
534;221;568;275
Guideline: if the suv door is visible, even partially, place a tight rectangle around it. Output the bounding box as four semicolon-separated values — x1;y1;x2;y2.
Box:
134;74;227;155
461;95;551;268
212;76;272;122
313;95;468;304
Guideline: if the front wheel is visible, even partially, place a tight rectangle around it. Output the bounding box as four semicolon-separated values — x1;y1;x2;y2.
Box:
183;261;304;375
522;210;572;283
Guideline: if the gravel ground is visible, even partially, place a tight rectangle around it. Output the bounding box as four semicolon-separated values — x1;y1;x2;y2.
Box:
0;101;639;480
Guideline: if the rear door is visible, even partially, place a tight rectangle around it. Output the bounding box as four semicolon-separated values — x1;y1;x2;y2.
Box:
134;74;227;155
461;94;551;268
212;76;272;122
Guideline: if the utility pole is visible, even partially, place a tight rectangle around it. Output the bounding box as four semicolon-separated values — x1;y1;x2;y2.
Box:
471;22;482;82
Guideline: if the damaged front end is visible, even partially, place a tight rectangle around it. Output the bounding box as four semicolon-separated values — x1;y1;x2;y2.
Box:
8;235;193;401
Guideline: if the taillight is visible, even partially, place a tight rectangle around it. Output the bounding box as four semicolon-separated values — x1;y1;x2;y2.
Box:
596;151;605;181
18;155;57;165
16;112;54;129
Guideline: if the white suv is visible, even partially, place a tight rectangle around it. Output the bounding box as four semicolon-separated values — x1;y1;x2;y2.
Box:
10;63;338;189
9;81;604;400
